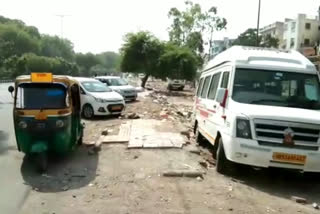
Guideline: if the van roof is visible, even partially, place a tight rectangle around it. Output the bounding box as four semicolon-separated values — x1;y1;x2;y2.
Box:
204;46;317;73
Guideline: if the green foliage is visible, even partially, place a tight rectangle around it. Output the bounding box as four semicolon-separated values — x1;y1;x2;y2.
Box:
0;15;120;79
159;43;197;81
0;23;40;59
233;28;260;47
120;31;198;86
261;34;279;48
41;35;75;61
4;53;79;78
168;1;227;62
120;31;164;77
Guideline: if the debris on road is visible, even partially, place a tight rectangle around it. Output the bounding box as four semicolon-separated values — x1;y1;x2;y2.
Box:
162;170;205;178
313;203;319;209
291;196;307;204
127;112;140;119
101;128;109;136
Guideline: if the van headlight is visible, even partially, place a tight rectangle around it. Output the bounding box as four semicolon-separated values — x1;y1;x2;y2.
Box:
56;120;64;128
236;118;252;139
18;121;27;129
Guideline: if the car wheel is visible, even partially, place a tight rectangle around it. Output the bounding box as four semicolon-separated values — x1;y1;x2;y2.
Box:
83;104;94;119
216;138;236;175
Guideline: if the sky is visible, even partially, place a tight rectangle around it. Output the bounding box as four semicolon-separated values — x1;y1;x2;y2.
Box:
0;0;319;53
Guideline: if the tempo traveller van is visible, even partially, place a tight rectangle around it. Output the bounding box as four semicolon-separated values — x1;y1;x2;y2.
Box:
194;46;320;174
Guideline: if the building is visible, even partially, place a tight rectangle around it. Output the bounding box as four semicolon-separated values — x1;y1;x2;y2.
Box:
283;14;320;51
260;22;284;48
211;37;235;56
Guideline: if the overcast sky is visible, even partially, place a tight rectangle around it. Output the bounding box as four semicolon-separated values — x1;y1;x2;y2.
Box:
0;0;319;53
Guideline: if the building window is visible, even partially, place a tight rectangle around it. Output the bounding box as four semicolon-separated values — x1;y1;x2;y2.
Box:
305;23;311;30
290;38;295;48
291;22;296;32
304;39;310;46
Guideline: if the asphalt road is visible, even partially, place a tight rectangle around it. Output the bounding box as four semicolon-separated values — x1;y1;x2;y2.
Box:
0;83;30;214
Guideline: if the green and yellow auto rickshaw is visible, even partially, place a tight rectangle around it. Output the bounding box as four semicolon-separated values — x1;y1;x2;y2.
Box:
8;73;84;171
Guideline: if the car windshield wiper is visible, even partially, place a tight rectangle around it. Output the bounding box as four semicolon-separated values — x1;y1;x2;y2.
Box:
251;99;283;104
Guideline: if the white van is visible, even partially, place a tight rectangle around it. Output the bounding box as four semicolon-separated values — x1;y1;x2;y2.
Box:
74;77;125;119
194;46;320;174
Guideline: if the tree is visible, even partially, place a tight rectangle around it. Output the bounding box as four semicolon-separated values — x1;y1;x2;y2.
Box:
40;35;75;61
233;28;260;46
96;51;121;72
75;53;100;76
4;53;79;78
261;34;279;48
0;23;40;59
168;1;227;63
120;31;164;87
159;43;197;81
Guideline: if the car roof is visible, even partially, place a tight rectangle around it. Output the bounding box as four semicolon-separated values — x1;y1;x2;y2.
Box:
95;76;121;79
203;46;317;74
73;77;100;83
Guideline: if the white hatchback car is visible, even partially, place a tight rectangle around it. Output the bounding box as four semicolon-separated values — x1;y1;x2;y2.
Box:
95;76;137;101
74;77;125;119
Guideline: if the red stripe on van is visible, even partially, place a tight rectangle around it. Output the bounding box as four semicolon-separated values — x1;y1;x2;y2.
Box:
207;109;216;114
200;109;209;118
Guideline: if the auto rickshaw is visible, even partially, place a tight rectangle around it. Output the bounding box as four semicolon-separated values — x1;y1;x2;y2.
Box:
8;73;84;171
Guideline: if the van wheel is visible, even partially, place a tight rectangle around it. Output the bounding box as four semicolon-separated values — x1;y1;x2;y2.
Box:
83;104;94;119
195;125;205;146
216;138;236;175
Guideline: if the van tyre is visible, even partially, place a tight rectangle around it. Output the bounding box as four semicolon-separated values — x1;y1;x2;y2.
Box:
195;125;205;146
83;104;94;119
216;138;236;175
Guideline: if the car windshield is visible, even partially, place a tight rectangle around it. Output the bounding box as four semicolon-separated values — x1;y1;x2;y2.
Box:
16;83;67;109
82;81;112;92
106;78;128;86
232;68;320;110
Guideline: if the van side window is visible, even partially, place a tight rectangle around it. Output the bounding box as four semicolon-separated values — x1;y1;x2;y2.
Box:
208;73;221;100
196;78;204;97
201;76;212;98
221;72;230;88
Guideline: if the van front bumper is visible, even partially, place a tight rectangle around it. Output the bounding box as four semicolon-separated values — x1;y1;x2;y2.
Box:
222;134;320;172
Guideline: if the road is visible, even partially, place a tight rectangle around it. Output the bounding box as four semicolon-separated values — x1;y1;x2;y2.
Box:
0;83;30;214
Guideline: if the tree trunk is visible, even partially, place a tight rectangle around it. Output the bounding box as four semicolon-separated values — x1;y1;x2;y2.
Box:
141;74;150;88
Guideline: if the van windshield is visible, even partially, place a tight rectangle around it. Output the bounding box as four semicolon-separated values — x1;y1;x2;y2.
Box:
232;68;320;110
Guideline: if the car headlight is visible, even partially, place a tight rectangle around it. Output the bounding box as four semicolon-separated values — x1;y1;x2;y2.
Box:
236;118;252;139
94;97;107;103
56;120;64;128
18;121;27;129
114;89;122;94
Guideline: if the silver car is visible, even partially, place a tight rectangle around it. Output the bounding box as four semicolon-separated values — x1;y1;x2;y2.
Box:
95;76;137;101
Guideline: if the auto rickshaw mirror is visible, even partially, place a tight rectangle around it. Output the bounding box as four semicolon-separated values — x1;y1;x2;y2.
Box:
8;85;14;93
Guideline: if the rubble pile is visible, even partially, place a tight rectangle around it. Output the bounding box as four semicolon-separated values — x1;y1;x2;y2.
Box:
148;91;193;124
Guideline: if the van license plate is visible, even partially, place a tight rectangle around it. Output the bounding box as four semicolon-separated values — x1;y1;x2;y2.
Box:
272;153;306;165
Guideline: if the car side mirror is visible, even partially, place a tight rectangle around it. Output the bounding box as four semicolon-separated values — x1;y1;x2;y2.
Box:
216;88;228;108
8;86;14;93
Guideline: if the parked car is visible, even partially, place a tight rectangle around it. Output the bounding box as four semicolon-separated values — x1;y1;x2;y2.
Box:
167;79;186;91
95;76;137;101
74;77;125;119
194;46;320;175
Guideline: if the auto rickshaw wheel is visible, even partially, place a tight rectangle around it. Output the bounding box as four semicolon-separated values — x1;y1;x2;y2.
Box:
83;104;94;119
35;153;48;172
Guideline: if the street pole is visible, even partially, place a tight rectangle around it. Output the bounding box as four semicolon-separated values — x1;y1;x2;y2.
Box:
256;0;261;46
56;15;70;38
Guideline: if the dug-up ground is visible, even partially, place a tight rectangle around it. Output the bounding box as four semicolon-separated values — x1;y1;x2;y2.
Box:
19;81;320;214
